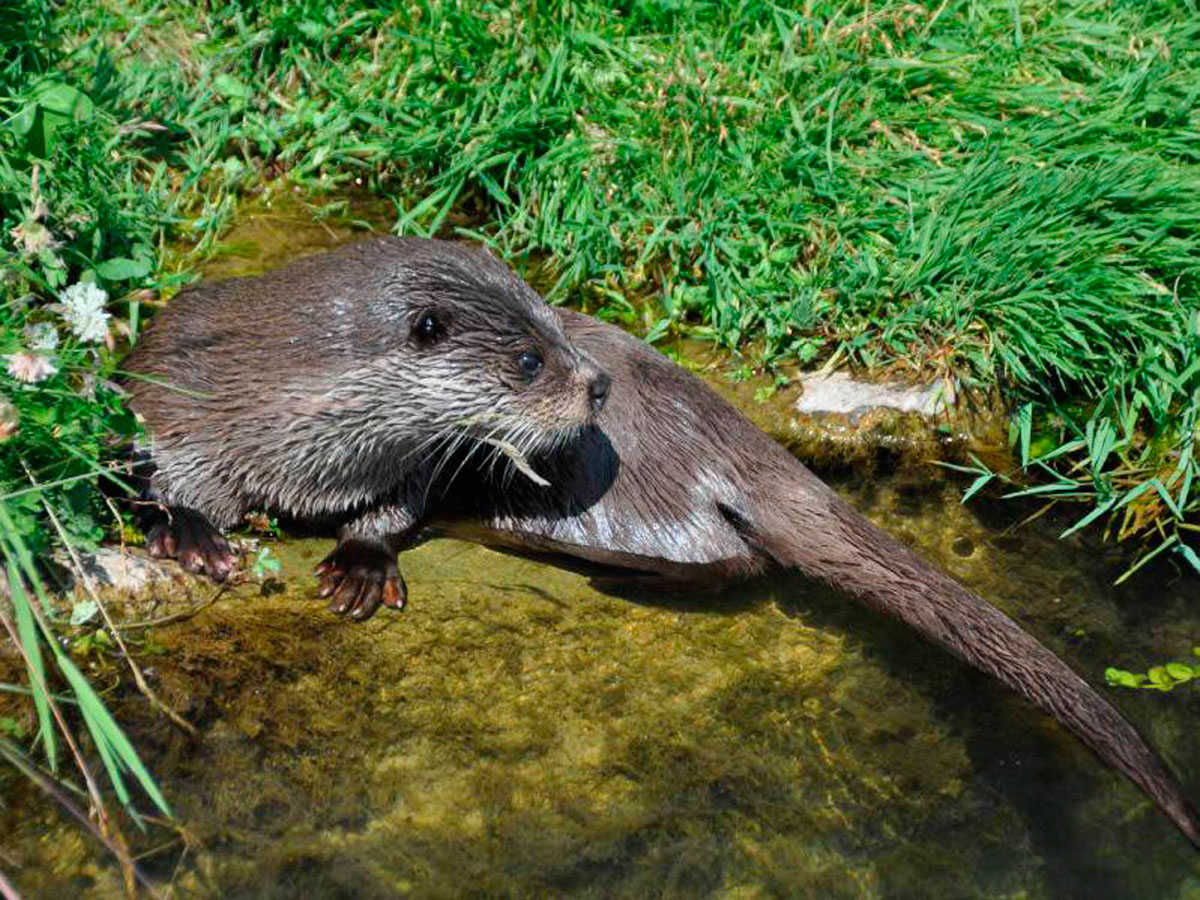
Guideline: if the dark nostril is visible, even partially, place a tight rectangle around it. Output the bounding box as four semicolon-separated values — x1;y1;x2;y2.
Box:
589;373;611;413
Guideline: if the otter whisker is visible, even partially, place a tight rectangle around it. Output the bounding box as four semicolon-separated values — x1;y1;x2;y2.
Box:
439;428;496;497
426;427;474;494
451;413;554;489
398;426;456;470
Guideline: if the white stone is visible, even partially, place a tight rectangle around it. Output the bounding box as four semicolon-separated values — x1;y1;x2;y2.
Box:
60;547;174;594
797;372;954;417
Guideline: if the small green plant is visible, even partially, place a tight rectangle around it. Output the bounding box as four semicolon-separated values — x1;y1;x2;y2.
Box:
251;545;282;580
1106;649;1200;692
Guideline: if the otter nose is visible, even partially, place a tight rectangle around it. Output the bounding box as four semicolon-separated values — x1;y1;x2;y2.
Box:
589;372;611;414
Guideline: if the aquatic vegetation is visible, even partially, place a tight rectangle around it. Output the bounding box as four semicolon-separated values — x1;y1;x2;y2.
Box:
1108;648;1200;692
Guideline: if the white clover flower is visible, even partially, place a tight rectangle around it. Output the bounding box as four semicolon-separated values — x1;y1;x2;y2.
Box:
6;352;58;383
58;281;111;343
23;322;60;351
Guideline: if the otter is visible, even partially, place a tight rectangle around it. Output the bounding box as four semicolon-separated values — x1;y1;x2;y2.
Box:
123;237;610;598
122;237;1200;849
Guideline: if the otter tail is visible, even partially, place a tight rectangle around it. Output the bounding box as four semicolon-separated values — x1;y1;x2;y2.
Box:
752;477;1200;849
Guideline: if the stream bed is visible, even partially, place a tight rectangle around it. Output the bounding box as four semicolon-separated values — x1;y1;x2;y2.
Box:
3;193;1198;898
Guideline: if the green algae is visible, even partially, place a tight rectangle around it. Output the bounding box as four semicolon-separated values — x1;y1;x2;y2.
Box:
10;513;1198;897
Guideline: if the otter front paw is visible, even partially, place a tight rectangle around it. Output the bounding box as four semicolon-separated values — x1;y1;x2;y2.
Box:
313;539;407;621
145;507;239;581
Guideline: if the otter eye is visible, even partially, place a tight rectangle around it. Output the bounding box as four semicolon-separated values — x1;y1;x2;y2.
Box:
413;312;443;344
518;350;544;378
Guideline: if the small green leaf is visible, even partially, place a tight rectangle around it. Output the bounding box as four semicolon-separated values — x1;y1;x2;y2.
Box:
252;547;282;578
96;256;151;282
213;74;251;100
962;472;994;503
1104;668;1142;688
32;81;94;119
70;599;98;626
9;103;37;137
1177;542;1200;576
297;20;327;40
1015;402;1033;466
1164;663;1194;682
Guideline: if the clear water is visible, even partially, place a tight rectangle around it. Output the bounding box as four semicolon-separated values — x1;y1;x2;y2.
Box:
3;195;1197;898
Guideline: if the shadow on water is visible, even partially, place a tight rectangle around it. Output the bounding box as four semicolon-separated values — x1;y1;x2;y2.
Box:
3;193;1199;898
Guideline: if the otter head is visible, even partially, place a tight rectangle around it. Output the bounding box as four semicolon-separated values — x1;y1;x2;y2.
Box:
368;240;610;483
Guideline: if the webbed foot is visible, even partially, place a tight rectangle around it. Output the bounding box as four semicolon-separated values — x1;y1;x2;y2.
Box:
145;507;239;581
313;538;407;621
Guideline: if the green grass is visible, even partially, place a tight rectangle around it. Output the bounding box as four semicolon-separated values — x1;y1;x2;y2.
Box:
1;0;1199;874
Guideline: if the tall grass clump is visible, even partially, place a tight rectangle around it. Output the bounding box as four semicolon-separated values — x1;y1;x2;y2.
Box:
1;0;179;884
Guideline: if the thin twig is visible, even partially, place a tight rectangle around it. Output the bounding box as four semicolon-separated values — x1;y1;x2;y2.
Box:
4;595;146;899
1008;499;1056;534
0;683;79;704
131;838;185;863
24;462;197;739
101;493;128;555
0;609;123;875
135;813;200;888
0;611;106;812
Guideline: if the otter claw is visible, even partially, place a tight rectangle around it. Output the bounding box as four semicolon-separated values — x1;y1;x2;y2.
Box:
145;524;178;560
382;578;406;611
145;508;238;581
314;540;406;622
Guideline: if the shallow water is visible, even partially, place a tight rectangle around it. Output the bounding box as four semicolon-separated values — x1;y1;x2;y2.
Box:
3;195;1199;897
